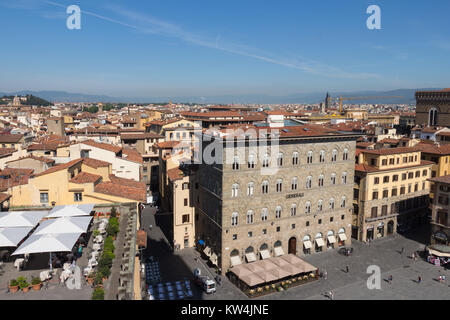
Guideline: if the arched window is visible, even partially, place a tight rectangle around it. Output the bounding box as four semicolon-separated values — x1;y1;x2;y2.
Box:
318;199;323;212
291;177;298;190
262;154;270;168
429;107;438;126
305;201;311;214
291;204;297;216
331;149;338;162
262;180;269;194
231;183;239;198
248;154;255;169
342;172;348;184
338;227;345;234
247;210;254;224
232;156;240;170
261;208;268;221
318;174;324;187
307;151;313;164
276;179;283;192
331;173;336;185
277;153;283;167
343;148;349;161
315;232;323;239
341;196;346;208
231;212;238;226
319;150;325;163
292;152;299;165
329;198;335;210
306;176;312;189
303;235;311;241
275;206;282;219
247;182;254;196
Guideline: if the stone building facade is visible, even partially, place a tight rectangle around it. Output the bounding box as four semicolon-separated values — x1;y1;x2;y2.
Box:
429;176;450;247
353;148;433;242
415;89;450;127
194;125;358;274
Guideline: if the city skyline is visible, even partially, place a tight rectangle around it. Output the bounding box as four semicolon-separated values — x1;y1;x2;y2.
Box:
1;0;449;98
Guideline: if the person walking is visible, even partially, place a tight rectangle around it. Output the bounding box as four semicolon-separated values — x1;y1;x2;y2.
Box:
323;270;328;280
388;275;393;284
400;247;404;255
345;265;349;273
418;276;421;284
329;290;334;300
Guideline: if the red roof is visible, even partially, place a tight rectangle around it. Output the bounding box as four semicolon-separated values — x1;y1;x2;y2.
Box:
82;158;110;168
80;140;122;154
94;180;145;202
355;160;434;173
33;159;83;177
361;146;420;156
70;172;102;184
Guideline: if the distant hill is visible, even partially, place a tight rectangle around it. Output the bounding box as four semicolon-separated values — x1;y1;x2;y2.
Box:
0;94;53;106
0;88;442;104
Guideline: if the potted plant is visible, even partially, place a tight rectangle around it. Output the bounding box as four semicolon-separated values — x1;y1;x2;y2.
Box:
87;272;95;285
110;207;117;218
9;279;19;293
92;287;104;300
94;273;104;288
17;276;30;292
31;277;42;291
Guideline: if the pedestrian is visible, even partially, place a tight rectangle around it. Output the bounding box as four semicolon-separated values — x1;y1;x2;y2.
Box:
345;265;349;273
418;276;421;284
329;290;334;300
388;275;393;284
324;271;328;280
401;247;404;255
442;275;446;283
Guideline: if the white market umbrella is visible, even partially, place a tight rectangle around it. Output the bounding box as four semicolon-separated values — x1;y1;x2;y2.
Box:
45;204;94;218
12;233;81;256
0;211;48;228
0;227;33;247
34;216;92;235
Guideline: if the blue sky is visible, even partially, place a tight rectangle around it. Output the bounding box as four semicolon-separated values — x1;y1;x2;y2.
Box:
0;0;449;98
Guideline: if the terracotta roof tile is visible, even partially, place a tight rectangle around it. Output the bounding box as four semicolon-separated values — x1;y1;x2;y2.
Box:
80;140;122;154
82;158;111;168
70;172;102;184
361;146;420;156
355;160;434;173
33;159;83;177
94;180;145;202
0;134;23;143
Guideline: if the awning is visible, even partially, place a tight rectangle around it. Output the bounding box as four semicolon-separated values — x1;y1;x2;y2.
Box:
303;240;312;249
0;227;33;247
260;249;271;260
338;233;347;241
33;216;92;235
12;233;82;255
230;255;242;267
327;235;336;244
210;253;218;266
203;246;211;257
45;204;94;218
274;246;284;257
315;238;325;247
245;252;257;263
0;211;48;228
428;249;450;258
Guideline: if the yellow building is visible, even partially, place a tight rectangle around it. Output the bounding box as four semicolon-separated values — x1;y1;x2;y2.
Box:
8;158;146;208
353;147;433;241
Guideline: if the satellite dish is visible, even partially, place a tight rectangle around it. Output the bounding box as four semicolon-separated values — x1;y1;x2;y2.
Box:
194;268;201;276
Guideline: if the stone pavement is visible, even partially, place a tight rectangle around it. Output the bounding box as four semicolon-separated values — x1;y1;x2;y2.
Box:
140;207;449;300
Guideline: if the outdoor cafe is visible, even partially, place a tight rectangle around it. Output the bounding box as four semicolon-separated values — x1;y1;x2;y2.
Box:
227;254;319;297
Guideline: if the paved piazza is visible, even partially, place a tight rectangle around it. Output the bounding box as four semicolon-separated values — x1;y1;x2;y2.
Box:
142;207;449;300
